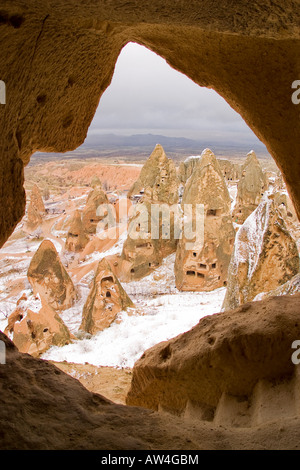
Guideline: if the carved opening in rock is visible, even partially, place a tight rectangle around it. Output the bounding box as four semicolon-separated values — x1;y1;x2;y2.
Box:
186;271;196;276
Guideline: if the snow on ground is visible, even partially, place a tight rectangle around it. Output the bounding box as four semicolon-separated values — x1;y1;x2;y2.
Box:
42;252;226;368
1;188;227;369
42;287;226;368
79;229;128;266
228;184;237;212
0;238;42;254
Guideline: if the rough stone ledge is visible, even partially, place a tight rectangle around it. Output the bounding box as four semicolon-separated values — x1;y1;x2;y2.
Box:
126;294;300;427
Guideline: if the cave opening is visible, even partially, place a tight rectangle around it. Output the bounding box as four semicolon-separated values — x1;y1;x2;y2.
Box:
0;41;285;384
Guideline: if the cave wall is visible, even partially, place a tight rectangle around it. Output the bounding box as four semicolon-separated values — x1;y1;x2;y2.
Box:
0;0;300;247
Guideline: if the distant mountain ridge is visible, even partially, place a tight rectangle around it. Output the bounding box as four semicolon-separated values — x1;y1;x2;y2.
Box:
82;132;269;155
83;133;199;149
31;132;271;163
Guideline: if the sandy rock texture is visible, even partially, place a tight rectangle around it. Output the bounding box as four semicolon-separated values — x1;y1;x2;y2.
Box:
126;294;300;429
223;196;299;310
232;151;266;224
8;301;72;357
175;149;235;292
65;209;89;253
80;257;134;334
0;1;300;247
27;239;76;311
2;296;300;450
1;0;300;451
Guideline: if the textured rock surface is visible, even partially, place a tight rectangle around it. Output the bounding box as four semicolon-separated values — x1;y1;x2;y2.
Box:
82;186;109;235
117;198;180;281
27;240;76;311
2;322;300;449
126;294;300;427
0;1;300;247
24;184;46;232
253;273;300;301
218;159;242;183
128;144;179;205
232;151;266;224
118;145;180;281
65;209;89;252
223;196;299;311
8;301;72;357
80;257;134;334
175;149;235;291
178;156;201;184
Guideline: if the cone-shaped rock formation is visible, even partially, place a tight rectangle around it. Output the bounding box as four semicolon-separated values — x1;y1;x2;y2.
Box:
128;144;179;205
118;145;180;281
27;240;76;311
80;257;134;334
232;151;266;224
82;186;109;235
65;210;89;252
7;299;72;357
175;149;235;291
223;196;300;311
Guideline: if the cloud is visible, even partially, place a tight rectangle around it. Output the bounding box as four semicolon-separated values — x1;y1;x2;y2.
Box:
88;43;261;144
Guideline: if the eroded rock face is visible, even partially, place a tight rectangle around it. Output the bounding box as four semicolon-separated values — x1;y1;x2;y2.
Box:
82;187;109;235
175;149;235;291
128;144;179;205
223;196;300;311
30;184;46;214
232;151;266;224
24;184;46;232
178;156;201;185
80;257;134;334
218;159;242;183
8;301;72;357
253;273;300;301
126;294;300;427
65;209;89;253
116;198;180;281
0;1;300;248
117;145;180;281
0;330;223;451
90;175;103;189
27;240;76;311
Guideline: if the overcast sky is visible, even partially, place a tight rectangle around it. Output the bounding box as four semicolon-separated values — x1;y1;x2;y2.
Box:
88;42;264;146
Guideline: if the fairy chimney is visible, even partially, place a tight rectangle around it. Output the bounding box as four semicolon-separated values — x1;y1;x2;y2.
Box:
175;149;236;292
82;186;109;234
222;196;300;311
116;199;180;281
80;257;134;334
128;144;180;205
27;240;76;311
118;145;180;281
218;159;242;183
65;210;89;252
232;151;266;224
25;184;46;231
6;297;72;357
178;155;202;184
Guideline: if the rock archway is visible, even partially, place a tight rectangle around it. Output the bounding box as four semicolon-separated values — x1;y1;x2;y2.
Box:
1;1;300;450
0;0;300;248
